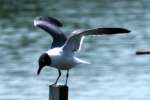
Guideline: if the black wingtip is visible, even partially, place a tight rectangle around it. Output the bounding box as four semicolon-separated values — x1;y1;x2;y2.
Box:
113;28;131;33
122;28;131;33
47;16;63;27
35;16;63;27
136;51;150;55
101;28;131;35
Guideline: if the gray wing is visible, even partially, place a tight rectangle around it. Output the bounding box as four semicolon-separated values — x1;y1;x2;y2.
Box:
63;32;84;52
63;28;130;52
80;28;130;35
34;16;67;48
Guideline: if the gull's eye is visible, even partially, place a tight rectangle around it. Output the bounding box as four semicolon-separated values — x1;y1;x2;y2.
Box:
42;60;45;62
39;59;44;64
37;17;43;21
39;17;42;20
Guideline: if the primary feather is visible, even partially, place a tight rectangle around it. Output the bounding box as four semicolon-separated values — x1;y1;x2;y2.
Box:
63;28;130;52
34;16;67;48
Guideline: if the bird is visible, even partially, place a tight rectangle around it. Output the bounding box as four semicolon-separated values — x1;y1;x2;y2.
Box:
34;16;130;86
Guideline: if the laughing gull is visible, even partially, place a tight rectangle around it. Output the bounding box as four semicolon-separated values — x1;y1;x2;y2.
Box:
34;16;130;85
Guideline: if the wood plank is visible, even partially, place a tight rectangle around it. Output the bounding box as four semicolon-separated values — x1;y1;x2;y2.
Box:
49;85;68;100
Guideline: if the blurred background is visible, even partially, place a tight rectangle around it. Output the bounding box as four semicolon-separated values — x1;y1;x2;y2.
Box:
0;0;150;100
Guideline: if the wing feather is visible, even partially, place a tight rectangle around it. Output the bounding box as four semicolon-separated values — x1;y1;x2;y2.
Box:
34;16;67;48
80;28;130;36
63;28;130;52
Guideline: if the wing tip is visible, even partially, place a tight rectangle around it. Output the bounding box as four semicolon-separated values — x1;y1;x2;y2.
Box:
136;51;150;55
34;16;63;27
48;16;63;27
113;28;130;33
122;28;131;33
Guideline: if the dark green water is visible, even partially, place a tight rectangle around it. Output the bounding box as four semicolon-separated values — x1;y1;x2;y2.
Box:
1;0;150;100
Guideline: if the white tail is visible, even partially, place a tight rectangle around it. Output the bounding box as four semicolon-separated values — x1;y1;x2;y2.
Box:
75;57;91;65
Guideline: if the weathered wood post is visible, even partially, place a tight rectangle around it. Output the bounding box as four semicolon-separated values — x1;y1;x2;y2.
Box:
49;85;68;100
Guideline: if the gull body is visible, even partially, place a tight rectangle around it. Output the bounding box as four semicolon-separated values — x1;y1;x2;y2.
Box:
34;16;130;85
46;47;89;70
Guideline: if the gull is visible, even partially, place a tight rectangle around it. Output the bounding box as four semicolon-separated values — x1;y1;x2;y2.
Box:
34;16;130;85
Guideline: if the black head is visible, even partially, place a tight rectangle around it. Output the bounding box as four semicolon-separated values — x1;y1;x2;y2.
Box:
34;16;63;27
37;53;51;75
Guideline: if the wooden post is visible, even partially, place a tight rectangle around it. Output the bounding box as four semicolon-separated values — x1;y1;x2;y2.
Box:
49;85;68;100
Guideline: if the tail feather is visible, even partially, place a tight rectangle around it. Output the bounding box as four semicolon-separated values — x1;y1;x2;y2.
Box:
80;60;90;64
75;57;90;64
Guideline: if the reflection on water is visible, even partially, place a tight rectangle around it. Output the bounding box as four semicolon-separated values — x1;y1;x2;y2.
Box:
1;0;150;100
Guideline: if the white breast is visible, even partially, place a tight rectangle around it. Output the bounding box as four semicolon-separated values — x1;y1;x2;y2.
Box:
46;47;78;70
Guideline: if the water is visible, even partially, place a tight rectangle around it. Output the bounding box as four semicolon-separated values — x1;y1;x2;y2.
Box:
0;0;150;100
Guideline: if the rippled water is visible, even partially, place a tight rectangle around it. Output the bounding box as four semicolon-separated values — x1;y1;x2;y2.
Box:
1;0;150;100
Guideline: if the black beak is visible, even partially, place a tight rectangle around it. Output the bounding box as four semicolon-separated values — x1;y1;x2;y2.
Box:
37;65;44;75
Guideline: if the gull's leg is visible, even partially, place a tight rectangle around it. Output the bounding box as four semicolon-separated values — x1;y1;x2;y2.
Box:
53;69;61;85
65;69;69;86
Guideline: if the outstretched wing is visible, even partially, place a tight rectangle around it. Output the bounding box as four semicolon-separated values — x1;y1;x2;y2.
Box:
80;28;130;35
63;28;130;52
63;31;84;52
34;16;67;48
